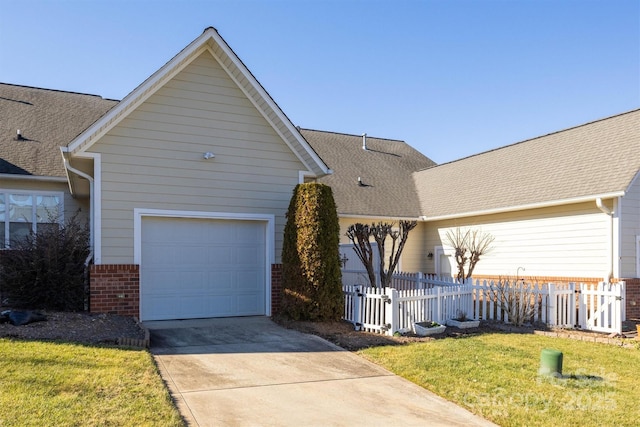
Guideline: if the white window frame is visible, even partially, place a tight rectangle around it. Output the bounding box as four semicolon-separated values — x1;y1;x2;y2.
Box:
0;189;64;248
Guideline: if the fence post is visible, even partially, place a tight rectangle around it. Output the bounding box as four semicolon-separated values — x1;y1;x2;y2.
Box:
384;288;398;336
354;285;362;331
466;279;473;320
436;286;443;324
616;281;625;333
578;283;586;329
547;283;555;326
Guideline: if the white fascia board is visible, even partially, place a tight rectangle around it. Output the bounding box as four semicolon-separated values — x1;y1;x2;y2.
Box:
339;213;422;221
207;31;330;176
67;31;214;154
421;192;626;222
0;173;68;183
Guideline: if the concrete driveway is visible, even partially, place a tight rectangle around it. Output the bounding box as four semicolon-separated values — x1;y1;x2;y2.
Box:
146;317;496;427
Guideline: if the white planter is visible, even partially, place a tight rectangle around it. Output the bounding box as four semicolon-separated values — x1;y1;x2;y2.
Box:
414;322;446;336
446;319;480;329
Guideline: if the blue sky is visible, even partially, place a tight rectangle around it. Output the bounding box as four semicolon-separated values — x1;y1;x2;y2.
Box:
1;0;638;164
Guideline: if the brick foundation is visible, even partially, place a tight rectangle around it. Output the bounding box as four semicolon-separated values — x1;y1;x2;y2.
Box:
89;264;140;317
271;264;283;315
622;278;640;319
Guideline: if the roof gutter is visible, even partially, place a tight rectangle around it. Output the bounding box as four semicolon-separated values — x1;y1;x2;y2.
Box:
596;197;614;281
60;148;94;267
422;192;626;222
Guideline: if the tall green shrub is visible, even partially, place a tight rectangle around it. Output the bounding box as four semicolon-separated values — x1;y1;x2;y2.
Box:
0;212;90;311
281;183;342;321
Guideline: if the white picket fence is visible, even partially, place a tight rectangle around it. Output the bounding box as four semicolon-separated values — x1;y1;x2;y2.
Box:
342;271;625;336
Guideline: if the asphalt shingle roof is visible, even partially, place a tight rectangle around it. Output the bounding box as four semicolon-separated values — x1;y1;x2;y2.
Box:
0;83;118;177
2;83;637;223
413;109;640;219
301;129;436;217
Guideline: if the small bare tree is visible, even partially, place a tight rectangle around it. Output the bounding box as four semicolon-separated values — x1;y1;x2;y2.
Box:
444;227;494;281
346;220;417;288
345;223;376;289
489;277;537;326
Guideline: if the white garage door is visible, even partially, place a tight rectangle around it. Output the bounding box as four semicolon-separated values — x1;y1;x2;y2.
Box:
140;217;266;321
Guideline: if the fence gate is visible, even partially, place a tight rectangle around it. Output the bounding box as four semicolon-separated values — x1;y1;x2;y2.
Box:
548;283;576;328
578;282;625;334
342;285;390;333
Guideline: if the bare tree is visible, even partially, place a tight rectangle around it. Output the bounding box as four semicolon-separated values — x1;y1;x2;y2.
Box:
346;220;417;288
489;277;536;326
444;227;494;281
345;223;376;289
445;228;469;281
467;229;495;279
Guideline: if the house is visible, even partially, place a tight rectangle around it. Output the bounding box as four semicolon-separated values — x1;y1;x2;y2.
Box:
312;110;640;319
1;27;638;321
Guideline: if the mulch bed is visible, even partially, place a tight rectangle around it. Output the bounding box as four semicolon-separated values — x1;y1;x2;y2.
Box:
0;309;147;346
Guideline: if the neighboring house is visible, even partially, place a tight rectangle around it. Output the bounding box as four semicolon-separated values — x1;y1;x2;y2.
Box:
1;27;638;321
412;110;640;287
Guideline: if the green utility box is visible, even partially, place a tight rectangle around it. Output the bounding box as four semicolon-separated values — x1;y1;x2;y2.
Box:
539;348;563;377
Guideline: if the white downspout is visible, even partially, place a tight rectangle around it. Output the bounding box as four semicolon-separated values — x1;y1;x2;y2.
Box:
60;149;94;267
596;197;613;281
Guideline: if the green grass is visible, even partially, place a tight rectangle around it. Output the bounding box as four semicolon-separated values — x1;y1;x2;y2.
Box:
359;333;640;427
0;339;184;426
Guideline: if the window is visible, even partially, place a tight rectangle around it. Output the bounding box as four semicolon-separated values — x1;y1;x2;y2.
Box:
0;191;63;248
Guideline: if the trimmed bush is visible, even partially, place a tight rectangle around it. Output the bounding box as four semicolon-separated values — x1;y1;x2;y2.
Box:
281;183;342;321
0;212;90;311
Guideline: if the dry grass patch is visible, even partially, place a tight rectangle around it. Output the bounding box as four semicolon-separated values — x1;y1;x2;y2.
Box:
0;339;183;426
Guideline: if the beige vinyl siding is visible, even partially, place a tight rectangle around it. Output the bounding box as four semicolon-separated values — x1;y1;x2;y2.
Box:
90;51;305;264
423;202;611;279
205;40;320;174
338;217;426;272
620;172;640;277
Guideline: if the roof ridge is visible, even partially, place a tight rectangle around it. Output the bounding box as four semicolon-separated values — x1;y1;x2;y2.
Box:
0;82;118;101
299;127;406;143
425;108;640;170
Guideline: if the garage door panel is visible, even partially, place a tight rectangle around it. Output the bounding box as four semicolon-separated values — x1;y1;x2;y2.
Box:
209;271;234;290
237;294;261;313
238;271;261;290
208;247;233;264
141;217;266;321
145;245;179;265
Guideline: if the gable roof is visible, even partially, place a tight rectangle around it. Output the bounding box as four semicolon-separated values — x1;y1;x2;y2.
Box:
0;83;117;178
301;129;436;217
413;109;640;220
65;27;330;177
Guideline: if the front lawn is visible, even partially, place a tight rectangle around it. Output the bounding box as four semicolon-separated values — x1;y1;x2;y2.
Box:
359;333;639;427
0;339;183;426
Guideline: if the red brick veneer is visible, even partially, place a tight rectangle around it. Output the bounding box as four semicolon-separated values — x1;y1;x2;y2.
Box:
271;264;283;315
89;264;139;317
622;278;640;319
